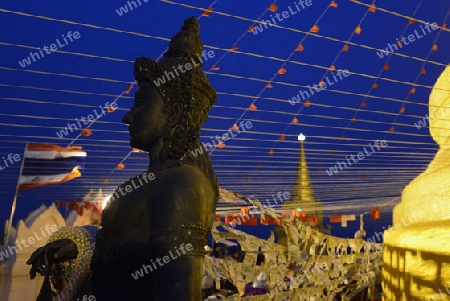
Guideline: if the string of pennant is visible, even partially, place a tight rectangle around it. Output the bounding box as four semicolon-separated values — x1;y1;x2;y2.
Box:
1;41;448;92
3;97;450;141
333;0;426;151
0;1;446;213
215;206;381;227
214;187;386;227
208;0;334;157
233;0;385;178
5;81;450;118
162;1;447;66
350;0;450;33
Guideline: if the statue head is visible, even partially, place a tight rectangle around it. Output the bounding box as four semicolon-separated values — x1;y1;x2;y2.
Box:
123;16;217;162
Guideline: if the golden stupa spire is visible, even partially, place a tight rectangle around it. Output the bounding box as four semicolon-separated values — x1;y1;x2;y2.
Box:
282;134;324;227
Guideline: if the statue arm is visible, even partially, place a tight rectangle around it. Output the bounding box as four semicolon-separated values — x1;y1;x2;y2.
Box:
27;225;99;301
27;226;98;277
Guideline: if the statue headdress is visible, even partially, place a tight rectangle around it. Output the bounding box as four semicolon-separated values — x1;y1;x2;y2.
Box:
133;16;216;108
133;16;218;161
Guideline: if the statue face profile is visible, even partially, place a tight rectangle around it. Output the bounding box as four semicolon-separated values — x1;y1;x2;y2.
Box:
122;82;170;152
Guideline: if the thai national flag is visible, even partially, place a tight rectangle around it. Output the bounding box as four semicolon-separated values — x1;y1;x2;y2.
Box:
18;143;87;191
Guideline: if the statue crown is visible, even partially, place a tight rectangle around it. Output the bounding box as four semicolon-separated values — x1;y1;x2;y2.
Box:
164;16;202;59
133;16;215;105
133;16;204;90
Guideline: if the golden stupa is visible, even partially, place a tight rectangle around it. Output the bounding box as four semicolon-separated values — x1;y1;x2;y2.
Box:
280;136;326;232
382;65;450;300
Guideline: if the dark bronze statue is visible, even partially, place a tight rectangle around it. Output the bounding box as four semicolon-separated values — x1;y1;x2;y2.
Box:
27;16;219;301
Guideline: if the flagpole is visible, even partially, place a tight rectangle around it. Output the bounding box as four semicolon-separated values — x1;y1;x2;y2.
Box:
3;143;27;252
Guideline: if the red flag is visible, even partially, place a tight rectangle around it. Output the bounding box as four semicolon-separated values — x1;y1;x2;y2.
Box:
225;214;240;224
330;215;342;223
370;207;381;220
241;217;258;226
306;216;318;225
260;217;281;225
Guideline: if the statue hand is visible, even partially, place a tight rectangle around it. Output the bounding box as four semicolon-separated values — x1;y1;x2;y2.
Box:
26;239;78;279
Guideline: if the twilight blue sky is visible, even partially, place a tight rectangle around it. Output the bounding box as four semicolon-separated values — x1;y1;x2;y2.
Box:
0;0;449;241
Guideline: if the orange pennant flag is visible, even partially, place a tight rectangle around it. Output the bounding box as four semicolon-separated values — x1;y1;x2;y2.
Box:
369;207;381;220
202;7;213;17
295;44;304;52
310;25;319;33
125;85;133;94
81;129;91;136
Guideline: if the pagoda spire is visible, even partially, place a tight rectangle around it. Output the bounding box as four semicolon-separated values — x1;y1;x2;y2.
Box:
281;135;324;227
296;138;315;204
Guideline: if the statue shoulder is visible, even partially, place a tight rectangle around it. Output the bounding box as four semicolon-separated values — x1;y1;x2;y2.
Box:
157;164;214;198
